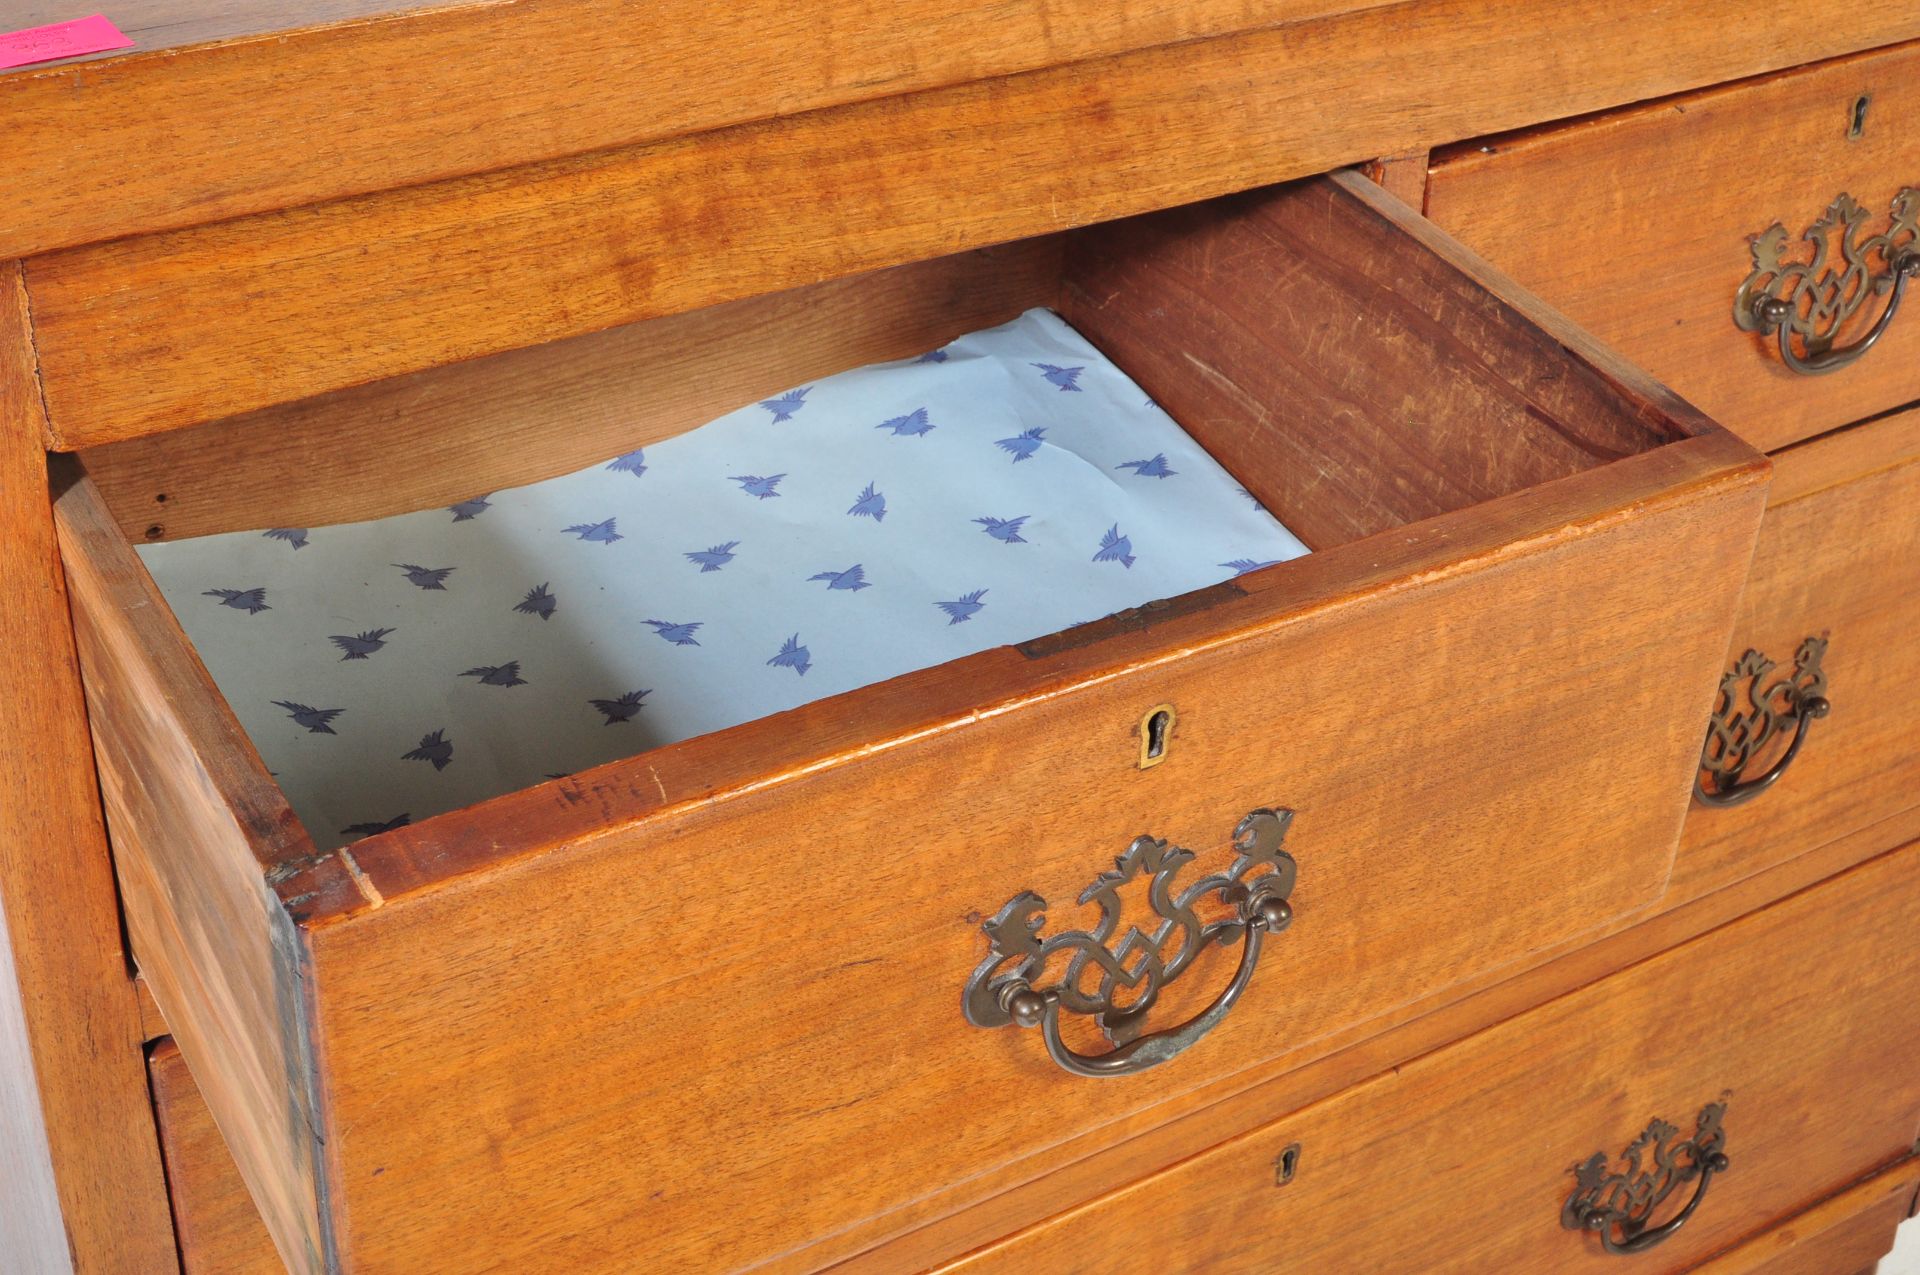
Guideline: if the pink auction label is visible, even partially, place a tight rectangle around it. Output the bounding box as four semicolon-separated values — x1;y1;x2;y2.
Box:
0;15;134;71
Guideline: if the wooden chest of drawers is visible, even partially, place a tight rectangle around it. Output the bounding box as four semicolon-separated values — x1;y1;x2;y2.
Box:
4;8;1920;1275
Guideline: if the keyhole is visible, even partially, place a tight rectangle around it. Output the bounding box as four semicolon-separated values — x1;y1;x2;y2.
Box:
1849;94;1871;140
1274;1143;1301;1186
1138;705;1176;769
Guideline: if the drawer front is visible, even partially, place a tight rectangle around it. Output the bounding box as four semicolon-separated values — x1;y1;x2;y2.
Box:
939;838;1920;1274
55;176;1767;1274
1694;1158;1920;1275
1426;40;1920;454
1677;405;1920;899
148;1041;285;1275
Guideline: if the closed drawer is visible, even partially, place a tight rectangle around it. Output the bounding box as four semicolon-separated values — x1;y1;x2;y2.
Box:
1426;39;1920;453
938;837;1920;1274
53;173;1766;1273
1678;405;1920;900
149;1040;288;1275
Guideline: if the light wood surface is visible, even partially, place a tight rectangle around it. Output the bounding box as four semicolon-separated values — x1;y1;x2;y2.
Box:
28;1;1920;446
51;178;1768;1271
1693;1157;1920;1275
936;838;1920;1274
81;238;1062;541
1676;405;1920;902
831;802;1920;1273
148;1039;287;1275
0;266;177;1272
52;469;328;1275
5;1;1915;264
1427;39;1920;454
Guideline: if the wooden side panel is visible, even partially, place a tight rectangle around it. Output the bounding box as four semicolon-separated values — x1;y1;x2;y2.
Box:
1062;179;1674;548
938;840;1920;1274
1677;406;1920;900
1426;40;1920;454
0;267;177;1270
80;238;1061;542
149;1041;288;1275
299;436;1764;1272
53;475;329;1275
29;1;1920;446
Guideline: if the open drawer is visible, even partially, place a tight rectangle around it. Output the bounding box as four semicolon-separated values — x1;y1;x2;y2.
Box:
52;173;1767;1273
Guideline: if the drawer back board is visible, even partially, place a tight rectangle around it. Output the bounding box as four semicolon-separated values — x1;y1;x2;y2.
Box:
51;174;1768;1272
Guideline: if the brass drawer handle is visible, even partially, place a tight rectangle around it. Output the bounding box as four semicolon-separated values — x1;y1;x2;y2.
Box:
963;808;1296;1078
1564;1102;1730;1256
1735;188;1920;375
1695;637;1830;807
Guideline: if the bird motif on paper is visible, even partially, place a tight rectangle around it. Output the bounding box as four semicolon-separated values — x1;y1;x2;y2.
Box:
393;563;455;590
974;515;1029;544
203;587;270;615
1222;558;1284;576
643;619;703;646
847;482;887;522
1032;362;1084;392
768;634;812;676
875;407;934;437
914;348;949;364
730;474;785;499
1093;524;1136;568
685;541;740;572
936;590;988;625
272;701;343;734
448;494;493;521
514;583;558;620
759;388;810;423
461;661;527;687
340;813;410;838
606;449;648;478
562;518;623;544
590;689;651;724
995;427;1045;463
1116;453;1177;479
330;628;395;660
402;729;453;770
1235;487;1266;512
808;564;870;592
263;528;310;550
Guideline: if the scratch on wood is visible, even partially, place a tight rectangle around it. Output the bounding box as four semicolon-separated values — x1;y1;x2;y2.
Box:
647;764;668;803
338;848;386;909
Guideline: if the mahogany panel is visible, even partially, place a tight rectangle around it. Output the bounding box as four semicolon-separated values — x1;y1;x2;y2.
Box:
0;266;177;1270
29;1;1920;445
1692;1158;1920;1275
1676;405;1920;901
7;1;1916;263
937;840;1920;1274
1427;40;1920;453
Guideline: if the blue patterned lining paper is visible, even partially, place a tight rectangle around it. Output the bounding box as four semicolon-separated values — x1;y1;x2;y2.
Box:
138;309;1309;849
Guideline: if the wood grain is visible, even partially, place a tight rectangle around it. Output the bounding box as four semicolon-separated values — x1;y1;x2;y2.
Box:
0;266;178;1271
936;839;1920;1274
1427;39;1920;454
148;1040;286;1275
8;0;1915;263
1676;404;1920;902
53;178;1768;1270
1061;179;1675;548
1361;152;1430;212
1693;1157;1920;1275
52;471;330;1275
828;802;1920;1275
30;0;1920;446
81;238;1061;541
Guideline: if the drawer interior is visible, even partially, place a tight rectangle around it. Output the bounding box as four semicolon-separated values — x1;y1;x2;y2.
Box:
70;175;1686;854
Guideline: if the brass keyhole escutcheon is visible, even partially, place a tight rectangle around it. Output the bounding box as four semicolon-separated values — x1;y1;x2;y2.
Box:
1138;704;1176;769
